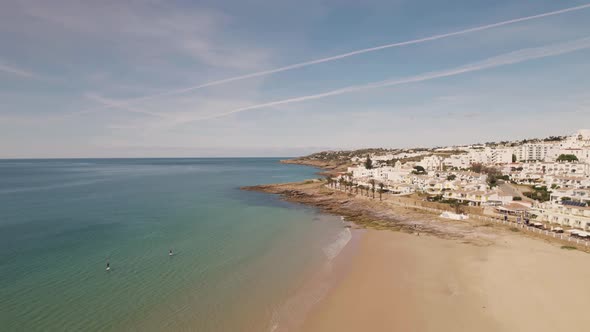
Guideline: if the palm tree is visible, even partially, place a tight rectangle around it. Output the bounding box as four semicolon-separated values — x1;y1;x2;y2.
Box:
379;182;385;201
354;183;359;194
369;179;376;199
346;173;353;192
338;178;345;191
325;177;333;188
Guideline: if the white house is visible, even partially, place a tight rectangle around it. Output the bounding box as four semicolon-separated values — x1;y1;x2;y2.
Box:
442;188;513;206
417;155;443;171
535;201;590;231
549;188;590;203
545;175;590;189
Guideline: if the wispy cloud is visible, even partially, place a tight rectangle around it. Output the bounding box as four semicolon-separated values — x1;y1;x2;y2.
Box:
188;36;590;122
84;93;169;119
77;2;590;113
11;0;272;80
0;62;39;79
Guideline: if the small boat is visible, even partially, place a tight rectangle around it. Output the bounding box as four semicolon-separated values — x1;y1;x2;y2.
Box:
169;249;174;256
106;262;111;271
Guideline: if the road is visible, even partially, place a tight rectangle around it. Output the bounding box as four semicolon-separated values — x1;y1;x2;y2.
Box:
498;181;535;203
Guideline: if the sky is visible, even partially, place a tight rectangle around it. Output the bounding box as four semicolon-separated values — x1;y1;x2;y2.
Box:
1;0;590;158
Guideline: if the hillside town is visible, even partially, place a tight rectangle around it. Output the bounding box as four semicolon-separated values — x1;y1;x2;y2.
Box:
324;129;590;236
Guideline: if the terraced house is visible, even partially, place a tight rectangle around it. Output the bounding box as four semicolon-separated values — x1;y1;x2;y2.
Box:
535;201;590;231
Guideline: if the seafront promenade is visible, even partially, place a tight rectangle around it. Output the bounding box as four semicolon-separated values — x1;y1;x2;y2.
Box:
328;183;590;252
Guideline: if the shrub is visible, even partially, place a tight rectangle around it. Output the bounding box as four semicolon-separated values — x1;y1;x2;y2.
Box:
557;154;578;162
413;165;426;174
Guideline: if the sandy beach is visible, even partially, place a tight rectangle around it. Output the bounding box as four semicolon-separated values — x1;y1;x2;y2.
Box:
244;181;590;332
301;229;590;332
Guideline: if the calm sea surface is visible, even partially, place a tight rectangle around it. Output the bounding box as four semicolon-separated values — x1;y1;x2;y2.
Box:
0;158;349;331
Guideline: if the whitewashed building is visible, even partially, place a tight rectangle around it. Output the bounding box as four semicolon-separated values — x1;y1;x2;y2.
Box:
417;155;443;171
521;161;589;176
513;143;558;162
535;201;590;231
443;188;513;206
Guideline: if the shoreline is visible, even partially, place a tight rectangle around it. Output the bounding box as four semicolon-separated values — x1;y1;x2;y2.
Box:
243;181;503;245
243;177;590;331
243;180;590;252
269;224;363;332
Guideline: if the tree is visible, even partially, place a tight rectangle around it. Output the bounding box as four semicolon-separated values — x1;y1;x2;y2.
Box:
451;201;464;214
544;136;565;142
325;177;333;188
412;165;426;174
378;182;385;201
512;154;517;163
363;185;369;197
347;173;353;192
470;163;484;173
557;154;578;162
361;185;368;196
369;179;376;199
485;166;502;187
446;174;456;181
364;155;373;169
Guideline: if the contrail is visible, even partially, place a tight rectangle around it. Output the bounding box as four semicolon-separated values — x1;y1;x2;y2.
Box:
79;2;590;114
188;36;590;122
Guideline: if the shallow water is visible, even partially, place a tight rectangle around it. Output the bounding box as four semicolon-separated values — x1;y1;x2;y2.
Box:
0;158;348;331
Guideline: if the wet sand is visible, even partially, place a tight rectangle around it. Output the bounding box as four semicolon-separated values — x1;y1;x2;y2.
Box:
300;229;590;332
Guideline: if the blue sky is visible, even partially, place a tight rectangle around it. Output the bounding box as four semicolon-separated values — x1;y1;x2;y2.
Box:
1;0;590;158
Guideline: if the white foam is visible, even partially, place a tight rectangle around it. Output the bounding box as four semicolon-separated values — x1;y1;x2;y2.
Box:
267;227;353;332
322;228;352;261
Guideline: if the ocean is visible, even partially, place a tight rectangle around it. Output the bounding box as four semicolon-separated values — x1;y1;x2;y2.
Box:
0;158;351;331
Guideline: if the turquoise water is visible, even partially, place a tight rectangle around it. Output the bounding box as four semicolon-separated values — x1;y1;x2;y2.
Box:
0;158;348;331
